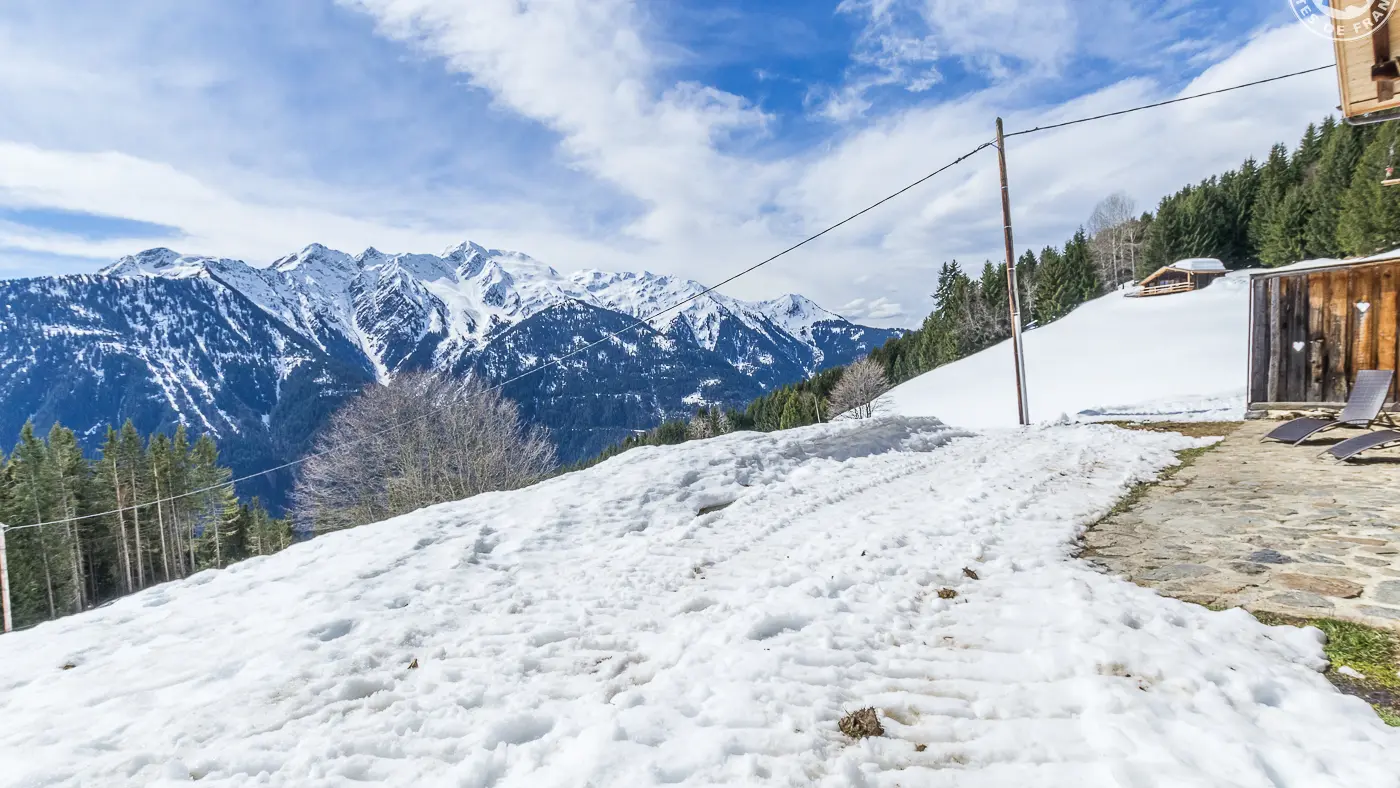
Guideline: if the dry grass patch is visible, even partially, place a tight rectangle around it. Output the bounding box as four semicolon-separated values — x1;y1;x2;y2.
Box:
1102;421;1242;439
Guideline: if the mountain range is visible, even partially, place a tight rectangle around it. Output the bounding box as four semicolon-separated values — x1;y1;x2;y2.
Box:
0;242;899;510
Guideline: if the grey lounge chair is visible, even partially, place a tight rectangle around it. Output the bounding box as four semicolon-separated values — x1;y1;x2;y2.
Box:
1325;429;1400;462
1261;369;1396;445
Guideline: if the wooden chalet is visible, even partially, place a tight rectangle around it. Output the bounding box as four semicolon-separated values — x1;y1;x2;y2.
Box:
1132;258;1227;298
1248;254;1400;414
1333;0;1400;124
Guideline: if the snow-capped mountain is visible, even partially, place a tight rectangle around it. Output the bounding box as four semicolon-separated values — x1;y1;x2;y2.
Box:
2;242;898;508
98;242;880;389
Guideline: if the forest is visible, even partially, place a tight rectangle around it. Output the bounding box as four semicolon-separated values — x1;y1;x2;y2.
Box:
1;421;289;630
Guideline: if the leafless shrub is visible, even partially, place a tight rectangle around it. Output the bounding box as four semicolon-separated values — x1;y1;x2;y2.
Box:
838;707;884;739
828;357;892;421
293;372;556;533
686;411;713;440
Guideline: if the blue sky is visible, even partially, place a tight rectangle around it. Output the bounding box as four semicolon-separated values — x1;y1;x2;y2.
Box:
0;0;1340;325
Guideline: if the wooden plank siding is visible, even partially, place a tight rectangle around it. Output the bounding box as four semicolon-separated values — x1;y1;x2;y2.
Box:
1327;266;1351;402
1249;278;1270;404
1248;259;1400;409
1380;266;1398;379
1288;277;1308;403
1307;272;1326;402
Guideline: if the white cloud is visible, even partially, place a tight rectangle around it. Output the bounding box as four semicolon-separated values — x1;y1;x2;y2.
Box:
339;0;784;243
0;1;1347;333
838;296;907;321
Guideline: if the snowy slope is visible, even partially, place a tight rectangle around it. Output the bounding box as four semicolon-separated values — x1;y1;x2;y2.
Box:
1;419;1395;787
882;274;1251;427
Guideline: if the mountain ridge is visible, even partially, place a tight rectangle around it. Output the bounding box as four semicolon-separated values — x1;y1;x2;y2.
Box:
98;241;869;384
2;241;900;509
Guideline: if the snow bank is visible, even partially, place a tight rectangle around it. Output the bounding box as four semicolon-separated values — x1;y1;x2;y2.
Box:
882;273;1251;427
2;418;1395;787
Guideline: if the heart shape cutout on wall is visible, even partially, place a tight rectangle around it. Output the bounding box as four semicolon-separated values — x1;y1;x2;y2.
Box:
1357;301;1371;313
1293;341;1305;352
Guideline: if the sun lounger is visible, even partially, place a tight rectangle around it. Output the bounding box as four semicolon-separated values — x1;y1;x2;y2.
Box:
1324;429;1400;462
1261;369;1396;445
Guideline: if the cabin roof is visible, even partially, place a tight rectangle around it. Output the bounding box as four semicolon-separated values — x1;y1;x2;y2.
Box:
1172;258;1225;272
1251;249;1400;280
1138;261;1228;286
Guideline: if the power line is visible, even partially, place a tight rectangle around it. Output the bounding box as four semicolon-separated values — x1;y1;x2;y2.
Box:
1005;64;1336;138
2;141;996;533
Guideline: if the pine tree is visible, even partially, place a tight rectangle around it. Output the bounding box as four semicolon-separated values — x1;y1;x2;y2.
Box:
99;427;135;594
4;423;72;624
147;433;176;583
1016;249;1037;325
1062;228;1100;302
1292;122;1323;181
116;422;149;589
1032;245;1075;323
1259;187;1311;267
1337;121;1400;256
188;435;237;570
46;424;90;613
778;393;818;430
978;260;1009;337
227;504;252;563
1250;143;1295;255
1305;119;1366;257
1219;160;1260;267
169;425;193;577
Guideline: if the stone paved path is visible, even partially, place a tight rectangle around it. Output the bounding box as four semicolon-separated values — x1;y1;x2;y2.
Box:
1083;420;1400;631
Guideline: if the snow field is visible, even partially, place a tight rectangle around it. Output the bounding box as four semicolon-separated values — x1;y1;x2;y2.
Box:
1;419;1397;787
882;274;1252;427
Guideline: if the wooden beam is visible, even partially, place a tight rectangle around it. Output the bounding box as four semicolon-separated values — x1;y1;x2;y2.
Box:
1380;264;1398;401
1249;402;1349;410
1375;15;1397;102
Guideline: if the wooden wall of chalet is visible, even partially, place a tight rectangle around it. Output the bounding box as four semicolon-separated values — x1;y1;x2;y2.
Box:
1248;259;1400;407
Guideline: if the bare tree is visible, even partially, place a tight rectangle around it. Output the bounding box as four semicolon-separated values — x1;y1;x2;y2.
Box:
293;373;557;534
828;357;892;421
1087;193;1140;290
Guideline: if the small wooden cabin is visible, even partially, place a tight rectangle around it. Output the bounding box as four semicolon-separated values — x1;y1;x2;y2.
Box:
1247;255;1400;414
1132;258;1227;297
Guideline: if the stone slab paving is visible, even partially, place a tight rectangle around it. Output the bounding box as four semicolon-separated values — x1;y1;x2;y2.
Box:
1083;420;1400;631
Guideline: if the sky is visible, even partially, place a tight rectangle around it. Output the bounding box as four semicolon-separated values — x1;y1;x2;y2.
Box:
0;0;1342;326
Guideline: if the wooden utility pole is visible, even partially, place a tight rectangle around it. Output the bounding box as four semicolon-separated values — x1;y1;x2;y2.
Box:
1;522;13;633
995;118;1031;425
